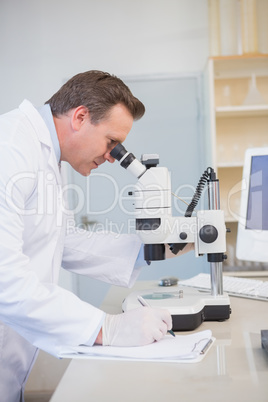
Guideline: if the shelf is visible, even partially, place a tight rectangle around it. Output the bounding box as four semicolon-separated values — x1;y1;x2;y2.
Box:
212;55;268;79
210;54;268;61
215;104;268;117
207;56;268;272
217;162;243;168
225;217;238;223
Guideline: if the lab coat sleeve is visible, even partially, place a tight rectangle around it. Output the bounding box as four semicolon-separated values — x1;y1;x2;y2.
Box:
0;136;105;356
62;225;145;288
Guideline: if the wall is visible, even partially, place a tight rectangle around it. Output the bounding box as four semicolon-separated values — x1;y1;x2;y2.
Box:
0;0;208;113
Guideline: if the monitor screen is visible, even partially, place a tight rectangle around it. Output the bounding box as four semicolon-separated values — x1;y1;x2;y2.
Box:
236;147;268;264
246;155;268;231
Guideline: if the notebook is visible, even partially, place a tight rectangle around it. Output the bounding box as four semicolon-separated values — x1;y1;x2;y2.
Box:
58;329;214;363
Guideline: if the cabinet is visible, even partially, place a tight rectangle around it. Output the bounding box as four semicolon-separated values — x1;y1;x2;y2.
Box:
206;55;268;271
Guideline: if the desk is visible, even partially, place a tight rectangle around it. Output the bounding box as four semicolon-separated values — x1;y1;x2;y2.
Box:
51;281;268;402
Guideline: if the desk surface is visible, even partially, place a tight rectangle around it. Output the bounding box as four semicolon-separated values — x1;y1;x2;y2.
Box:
51;281;268;402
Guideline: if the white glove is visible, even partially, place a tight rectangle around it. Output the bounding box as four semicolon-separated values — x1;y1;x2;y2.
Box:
102;307;172;347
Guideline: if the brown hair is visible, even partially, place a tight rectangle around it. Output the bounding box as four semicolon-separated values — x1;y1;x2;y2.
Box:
45;70;145;124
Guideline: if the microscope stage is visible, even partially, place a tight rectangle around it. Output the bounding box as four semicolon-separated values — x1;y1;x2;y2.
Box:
122;286;231;331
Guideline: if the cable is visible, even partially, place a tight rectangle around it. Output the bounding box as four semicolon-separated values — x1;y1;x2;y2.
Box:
169;167;215;256
184;167;214;218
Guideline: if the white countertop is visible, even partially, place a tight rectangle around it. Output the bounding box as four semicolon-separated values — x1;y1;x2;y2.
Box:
51;281;268;402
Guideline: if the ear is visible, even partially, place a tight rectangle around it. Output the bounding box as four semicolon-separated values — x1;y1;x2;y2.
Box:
71;106;89;131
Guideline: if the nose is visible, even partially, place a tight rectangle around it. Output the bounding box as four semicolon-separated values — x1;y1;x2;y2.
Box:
104;151;115;163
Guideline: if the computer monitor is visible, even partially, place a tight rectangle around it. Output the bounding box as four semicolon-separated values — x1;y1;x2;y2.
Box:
236;147;268;263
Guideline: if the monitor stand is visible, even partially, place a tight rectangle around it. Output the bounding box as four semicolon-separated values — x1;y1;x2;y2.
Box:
261;330;268;354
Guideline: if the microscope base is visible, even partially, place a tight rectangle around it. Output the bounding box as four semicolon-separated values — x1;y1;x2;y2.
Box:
122;286;231;331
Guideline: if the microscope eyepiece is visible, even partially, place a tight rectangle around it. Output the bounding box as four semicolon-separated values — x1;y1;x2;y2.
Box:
110;144;146;178
110;143;127;161
110;144;135;168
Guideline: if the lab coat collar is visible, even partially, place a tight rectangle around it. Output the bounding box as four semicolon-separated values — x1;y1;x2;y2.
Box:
19;99;62;184
37;104;61;164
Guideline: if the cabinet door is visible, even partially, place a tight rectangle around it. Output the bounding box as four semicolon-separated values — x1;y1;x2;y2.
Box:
66;75;209;305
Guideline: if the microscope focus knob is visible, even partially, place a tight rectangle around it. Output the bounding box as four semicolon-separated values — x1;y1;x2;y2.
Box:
199;225;218;244
179;232;187;240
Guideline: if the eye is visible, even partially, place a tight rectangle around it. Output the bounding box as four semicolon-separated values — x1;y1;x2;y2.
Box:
108;139;118;149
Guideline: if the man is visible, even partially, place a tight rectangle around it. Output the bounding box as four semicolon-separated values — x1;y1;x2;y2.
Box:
0;71;172;402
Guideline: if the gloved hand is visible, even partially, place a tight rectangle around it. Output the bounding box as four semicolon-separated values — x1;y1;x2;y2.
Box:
102;307;172;347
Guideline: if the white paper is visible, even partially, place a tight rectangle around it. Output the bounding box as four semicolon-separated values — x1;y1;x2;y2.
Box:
58;330;214;363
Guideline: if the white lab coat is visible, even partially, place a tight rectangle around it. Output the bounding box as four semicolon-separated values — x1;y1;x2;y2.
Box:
0;100;143;402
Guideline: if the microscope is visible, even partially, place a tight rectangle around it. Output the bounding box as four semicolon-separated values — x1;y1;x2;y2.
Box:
110;144;231;331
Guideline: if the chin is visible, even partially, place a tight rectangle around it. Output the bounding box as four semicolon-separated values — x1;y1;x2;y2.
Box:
83;171;92;177
77;167;92;177
74;163;95;176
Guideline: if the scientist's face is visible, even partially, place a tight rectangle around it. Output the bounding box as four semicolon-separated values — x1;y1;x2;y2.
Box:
65;103;133;176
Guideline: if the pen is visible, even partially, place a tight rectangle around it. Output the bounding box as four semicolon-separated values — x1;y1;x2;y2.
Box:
137;295;176;337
